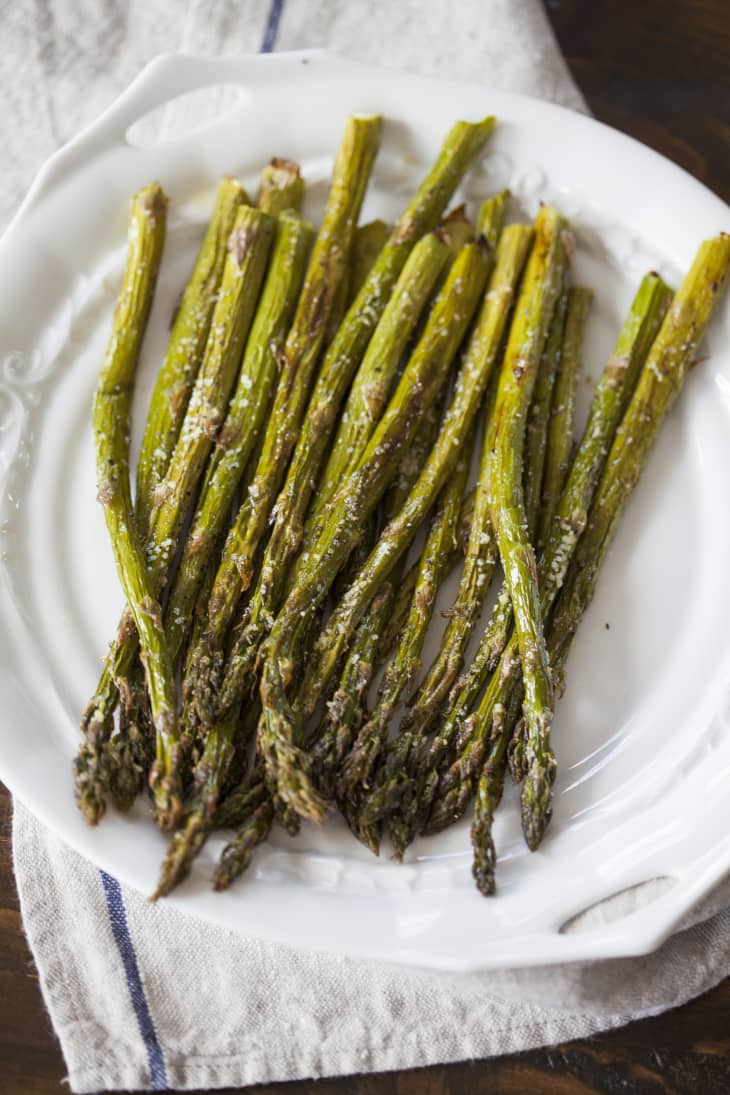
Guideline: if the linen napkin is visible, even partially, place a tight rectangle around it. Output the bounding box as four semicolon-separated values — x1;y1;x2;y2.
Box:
6;2;730;1092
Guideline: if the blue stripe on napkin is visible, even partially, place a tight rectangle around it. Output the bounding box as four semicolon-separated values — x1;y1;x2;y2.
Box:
261;0;286;52
100;871;168;1091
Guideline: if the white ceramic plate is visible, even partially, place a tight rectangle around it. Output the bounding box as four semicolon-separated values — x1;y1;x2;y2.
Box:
1;50;729;972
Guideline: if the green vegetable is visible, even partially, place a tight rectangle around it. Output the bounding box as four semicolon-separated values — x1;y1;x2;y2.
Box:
390;271;674;854
259;240;492;823
83;185;181;829
256;157;304;215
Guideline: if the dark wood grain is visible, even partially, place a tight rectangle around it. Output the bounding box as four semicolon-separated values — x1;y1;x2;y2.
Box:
2;2;730;1092
547;0;730;203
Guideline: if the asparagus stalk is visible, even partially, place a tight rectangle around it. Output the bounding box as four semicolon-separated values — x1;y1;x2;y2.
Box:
83;185;180;827
395;382;501;750
109;181;309;804
293;117;495;541
76;178;248;821
322;219;390;348
184;116;381;708
252;231;452;630
255;158;304;215
479;287;568;796
376;486;476;661
524;285;569;537
295;226;533;739
384;290;567;855
313;398;446;802
302;231;451;548
338;420;475;805
244;136;490;663
434;241;729;857
160;471;476;891
471;238;730;890
304;209;470;609
154;120;382;887
538;286;593;547
486;205;570;851
315;401;448;853
549;234;730;672
508;285;590;781
210;127;494;729
370;271;673;845
135;176;249;533
163;210;313;666
470;676;524;894
259;240;492;822
95;202;275;825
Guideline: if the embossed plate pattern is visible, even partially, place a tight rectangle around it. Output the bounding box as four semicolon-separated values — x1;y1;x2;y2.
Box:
1;52;729;970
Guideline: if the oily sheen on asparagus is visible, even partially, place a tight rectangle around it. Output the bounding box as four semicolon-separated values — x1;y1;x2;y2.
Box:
75;110;730;905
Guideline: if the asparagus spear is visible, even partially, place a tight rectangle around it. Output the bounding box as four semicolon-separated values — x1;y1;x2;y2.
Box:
244;135;490;661
375;486;476;661
107;173;310;803
301;231;451;549
384;289;567;855
338;422;475;804
434;240;730;857
259;240;492;822
549;234;730;674
163;210;313;667
84;185;180;827
322;219;391;349
538;286;593;547
470;675;525;894
486;205;570;851
524;285;569;536
169;488;476;890
76;178;248;821
313;398;446;802
135;176;249;534
508;285;590;781
471;237;730;890
305;208;471;609
183;115;381;718
210;128;494;729
179;119;380;734
97;202;274;825
295;226;533;737
255;158;304;215
293;118;495;542
370;271;673;844
154;120;382;886
395;385;501;749
252;230;452;627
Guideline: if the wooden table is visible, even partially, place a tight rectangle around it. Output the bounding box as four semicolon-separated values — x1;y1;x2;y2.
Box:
2;1;729;1091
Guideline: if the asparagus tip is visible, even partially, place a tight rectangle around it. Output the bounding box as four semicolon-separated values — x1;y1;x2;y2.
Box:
149;763;186;833
73;743;108;826
520;754;556;851
151;809;208;900
471;813;497;896
212;801;274;890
